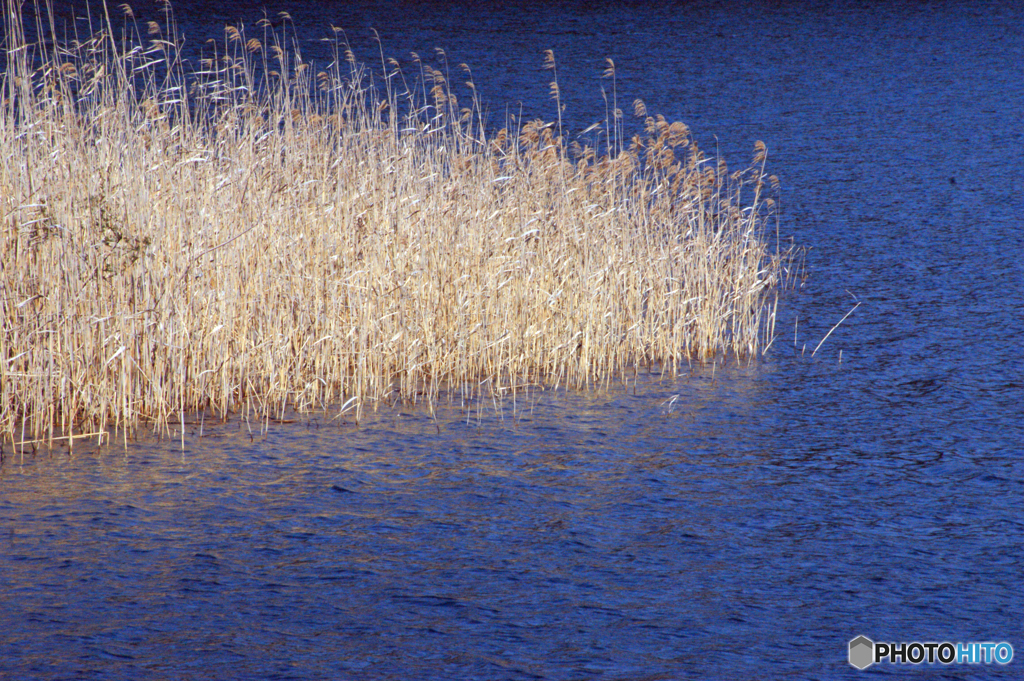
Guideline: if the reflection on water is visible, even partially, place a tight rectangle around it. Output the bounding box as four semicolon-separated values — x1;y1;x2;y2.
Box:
3;364;1022;679
4;0;1024;678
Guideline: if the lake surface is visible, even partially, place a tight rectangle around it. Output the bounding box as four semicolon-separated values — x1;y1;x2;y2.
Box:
3;0;1023;678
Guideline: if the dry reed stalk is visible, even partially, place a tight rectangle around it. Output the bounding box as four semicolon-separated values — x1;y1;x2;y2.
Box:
0;1;795;447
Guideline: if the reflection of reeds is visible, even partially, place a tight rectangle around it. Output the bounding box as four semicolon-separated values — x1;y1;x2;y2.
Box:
0;3;795;445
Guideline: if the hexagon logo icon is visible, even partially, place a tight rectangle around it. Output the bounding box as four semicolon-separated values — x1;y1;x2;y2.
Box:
849;635;875;669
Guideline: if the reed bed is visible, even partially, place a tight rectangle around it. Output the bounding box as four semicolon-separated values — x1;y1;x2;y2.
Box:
1;2;793;445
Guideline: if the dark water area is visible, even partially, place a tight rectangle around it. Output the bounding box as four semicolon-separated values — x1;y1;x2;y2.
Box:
3;0;1023;678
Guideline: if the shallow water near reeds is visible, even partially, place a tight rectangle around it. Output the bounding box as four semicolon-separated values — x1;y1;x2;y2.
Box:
3;0;1024;678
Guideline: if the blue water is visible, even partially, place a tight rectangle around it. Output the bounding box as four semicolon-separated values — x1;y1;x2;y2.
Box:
3;0;1023;678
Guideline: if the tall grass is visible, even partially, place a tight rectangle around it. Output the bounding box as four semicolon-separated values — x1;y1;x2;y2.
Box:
1;1;794;446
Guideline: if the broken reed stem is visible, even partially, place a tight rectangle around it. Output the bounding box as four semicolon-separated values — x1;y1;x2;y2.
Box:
0;1;795;445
